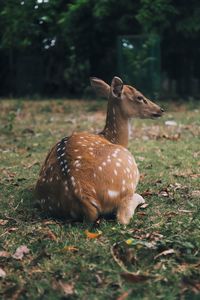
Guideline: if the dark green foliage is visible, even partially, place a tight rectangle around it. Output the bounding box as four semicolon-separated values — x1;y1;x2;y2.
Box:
0;1;200;96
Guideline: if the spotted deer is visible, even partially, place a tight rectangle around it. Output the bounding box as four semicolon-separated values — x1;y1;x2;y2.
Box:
35;76;164;224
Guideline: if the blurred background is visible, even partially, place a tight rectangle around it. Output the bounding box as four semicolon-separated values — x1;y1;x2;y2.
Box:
0;0;200;98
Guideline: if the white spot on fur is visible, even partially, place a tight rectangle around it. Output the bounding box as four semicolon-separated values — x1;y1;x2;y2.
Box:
116;162;121;167
108;190;119;198
114;169;118;176
98;166;102;171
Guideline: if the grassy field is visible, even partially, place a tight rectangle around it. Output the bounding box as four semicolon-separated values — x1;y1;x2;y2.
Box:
0;99;199;300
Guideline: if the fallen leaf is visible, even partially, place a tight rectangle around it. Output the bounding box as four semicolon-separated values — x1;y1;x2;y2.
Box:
59;281;75;296
84;230;102;239
0;250;10;258
12;245;30;260
189;173;200;178
137;156;145;161
141;190;153;197
158;189;169;197
0;268;6;278
62;246;78;252
154;249;175;260
23;160;39;169
0;219;8;226
140;203;149;209
117;290;130;300
137;212;147;217
178;209;193;213
44;229;57;241
165;120;177;126
191;190;200;198
164;211;178;217
121;272;151;283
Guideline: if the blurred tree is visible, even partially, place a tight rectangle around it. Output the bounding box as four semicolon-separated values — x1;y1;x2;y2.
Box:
0;0;199;96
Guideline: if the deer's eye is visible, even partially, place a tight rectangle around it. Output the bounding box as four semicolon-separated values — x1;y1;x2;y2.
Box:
137;96;144;101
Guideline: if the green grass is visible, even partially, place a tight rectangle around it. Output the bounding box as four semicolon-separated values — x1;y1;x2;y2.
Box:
0;99;199;300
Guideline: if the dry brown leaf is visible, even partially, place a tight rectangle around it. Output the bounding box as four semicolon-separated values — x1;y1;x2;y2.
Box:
117;291;130;300
59;281;75;296
140;203;149;209
164;211;178;217
190;173;200;178
45;229;57;241
23;160;39;169
191;190;200;198
178;209;193;213
141;190;153;197
2;169;16;180
0;250;10;258
84;230;102;239
0;267;6;278
137;211;147;217
121;272;151;283
0;219;8;226
12;245;30;260
154;249;175;260
62;246;78;252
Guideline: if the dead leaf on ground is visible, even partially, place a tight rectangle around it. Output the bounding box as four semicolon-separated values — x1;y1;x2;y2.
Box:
165;120;177;126
0;219;8;226
178;209;193;213
62;246;78;252
191;190;200;198
121;272;151;283
173;262;200;274
84;230;102;239
164;211;178;217
137;211;147;217
0;267;6;278
44;229;57;241
0;250;10;258
12;245;30;260
117;290;131;300
1;169;16;180
23;160;39;169
158;189;170;197
58;281;75;296
139;173;146;181
154;249;176;260
140;203;149;209
141;190;154;197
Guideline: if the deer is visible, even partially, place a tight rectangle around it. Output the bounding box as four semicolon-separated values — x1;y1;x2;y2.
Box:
35;76;164;224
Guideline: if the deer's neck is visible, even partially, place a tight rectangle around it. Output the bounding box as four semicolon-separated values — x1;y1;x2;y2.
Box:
100;100;129;148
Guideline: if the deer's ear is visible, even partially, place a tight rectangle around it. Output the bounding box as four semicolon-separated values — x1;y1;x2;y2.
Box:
90;77;110;98
111;76;123;98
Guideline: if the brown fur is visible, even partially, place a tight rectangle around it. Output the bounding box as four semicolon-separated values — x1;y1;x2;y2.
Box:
35;77;163;224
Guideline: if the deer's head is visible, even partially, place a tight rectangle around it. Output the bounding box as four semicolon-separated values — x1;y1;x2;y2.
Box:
90;76;164;119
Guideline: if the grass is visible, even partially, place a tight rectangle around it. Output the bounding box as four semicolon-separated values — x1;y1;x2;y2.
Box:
0;99;199;300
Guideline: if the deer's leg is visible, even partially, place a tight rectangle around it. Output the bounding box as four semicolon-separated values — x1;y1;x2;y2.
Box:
117;193;145;225
79;196;101;222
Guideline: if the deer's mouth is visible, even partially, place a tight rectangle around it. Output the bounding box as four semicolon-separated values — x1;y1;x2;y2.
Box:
151;112;163;118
